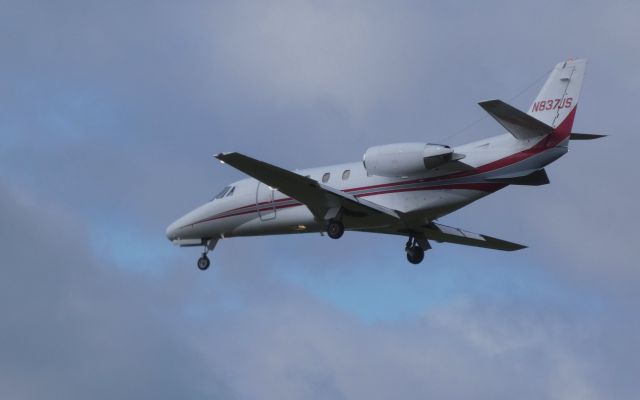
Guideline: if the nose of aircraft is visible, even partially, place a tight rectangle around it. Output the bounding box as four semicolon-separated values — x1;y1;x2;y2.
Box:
166;212;196;241
166;203;210;242
166;219;180;241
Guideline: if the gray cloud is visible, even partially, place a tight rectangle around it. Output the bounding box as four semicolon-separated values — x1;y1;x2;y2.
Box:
0;183;227;399
1;0;639;398
2;182;638;399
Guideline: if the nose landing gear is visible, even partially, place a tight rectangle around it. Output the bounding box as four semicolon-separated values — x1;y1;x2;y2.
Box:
197;254;210;270
196;239;218;271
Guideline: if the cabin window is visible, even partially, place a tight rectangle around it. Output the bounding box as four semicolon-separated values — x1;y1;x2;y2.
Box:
226;186;235;197
342;169;351;180
322;172;330;183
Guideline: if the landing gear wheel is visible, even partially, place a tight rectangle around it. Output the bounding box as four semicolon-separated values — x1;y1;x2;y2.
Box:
197;254;211;270
406;246;425;265
327;220;344;239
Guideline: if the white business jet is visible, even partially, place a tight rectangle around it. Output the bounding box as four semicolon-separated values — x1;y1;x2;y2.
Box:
166;59;604;270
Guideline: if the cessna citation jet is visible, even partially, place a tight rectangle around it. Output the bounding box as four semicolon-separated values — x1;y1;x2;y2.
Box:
167;59;604;270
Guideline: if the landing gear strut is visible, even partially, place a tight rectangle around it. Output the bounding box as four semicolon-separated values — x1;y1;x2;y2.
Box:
327;219;344;239
196;239;218;271
405;235;427;265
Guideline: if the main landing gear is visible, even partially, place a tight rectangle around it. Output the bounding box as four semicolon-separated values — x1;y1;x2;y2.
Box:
324;219;427;265
327;219;345;239
405;234;429;265
196;239;218;271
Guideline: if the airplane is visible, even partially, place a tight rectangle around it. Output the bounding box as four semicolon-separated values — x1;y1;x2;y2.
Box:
166;59;604;270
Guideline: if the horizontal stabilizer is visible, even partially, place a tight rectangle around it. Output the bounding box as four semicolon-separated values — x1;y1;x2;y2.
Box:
570;133;607;140
486;168;550;186
479;99;553;140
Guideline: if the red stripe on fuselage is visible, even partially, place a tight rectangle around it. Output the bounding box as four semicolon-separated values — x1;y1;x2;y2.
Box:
189;183;505;226
356;182;507;198
186;107;577;228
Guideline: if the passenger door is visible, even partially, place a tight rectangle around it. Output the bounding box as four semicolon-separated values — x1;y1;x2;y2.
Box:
255;181;276;221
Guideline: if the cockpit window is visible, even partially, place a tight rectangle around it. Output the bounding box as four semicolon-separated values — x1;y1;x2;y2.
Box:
212;186;230;201
226;186;235;197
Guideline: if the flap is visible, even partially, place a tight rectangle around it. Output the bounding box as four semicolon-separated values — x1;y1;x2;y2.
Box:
362;222;527;251
424;222;527;251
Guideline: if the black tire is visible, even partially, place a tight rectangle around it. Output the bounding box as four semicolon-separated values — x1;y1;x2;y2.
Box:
197;255;211;270
406;246;425;265
327;220;344;239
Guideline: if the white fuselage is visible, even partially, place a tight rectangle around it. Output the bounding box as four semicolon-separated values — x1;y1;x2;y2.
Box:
165;131;568;243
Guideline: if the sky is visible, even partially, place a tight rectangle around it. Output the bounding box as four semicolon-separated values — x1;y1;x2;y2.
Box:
1;0;639;398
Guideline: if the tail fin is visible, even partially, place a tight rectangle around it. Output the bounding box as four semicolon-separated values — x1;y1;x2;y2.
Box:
528;59;587;133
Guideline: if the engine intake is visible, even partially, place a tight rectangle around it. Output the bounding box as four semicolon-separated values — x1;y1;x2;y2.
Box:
363;142;464;177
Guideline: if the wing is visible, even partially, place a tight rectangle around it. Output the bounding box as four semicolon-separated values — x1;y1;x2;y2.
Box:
423;222;526;251
215;152;401;223
363;222;526;251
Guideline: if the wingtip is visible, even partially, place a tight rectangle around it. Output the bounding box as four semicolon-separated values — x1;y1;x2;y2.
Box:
477;99;501;108
488;235;527;251
214;152;233;165
215;152;237;160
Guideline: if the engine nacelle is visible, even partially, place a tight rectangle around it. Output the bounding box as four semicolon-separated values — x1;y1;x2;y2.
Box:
362;142;463;177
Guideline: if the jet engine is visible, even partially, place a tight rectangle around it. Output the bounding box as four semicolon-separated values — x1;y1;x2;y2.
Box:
362;142;464;177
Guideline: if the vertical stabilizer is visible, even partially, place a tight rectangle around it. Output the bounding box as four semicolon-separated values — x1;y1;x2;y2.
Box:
528;59;586;132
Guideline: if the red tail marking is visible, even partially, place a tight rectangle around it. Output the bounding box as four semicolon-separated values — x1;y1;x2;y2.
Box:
554;106;577;134
544;106;577;147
